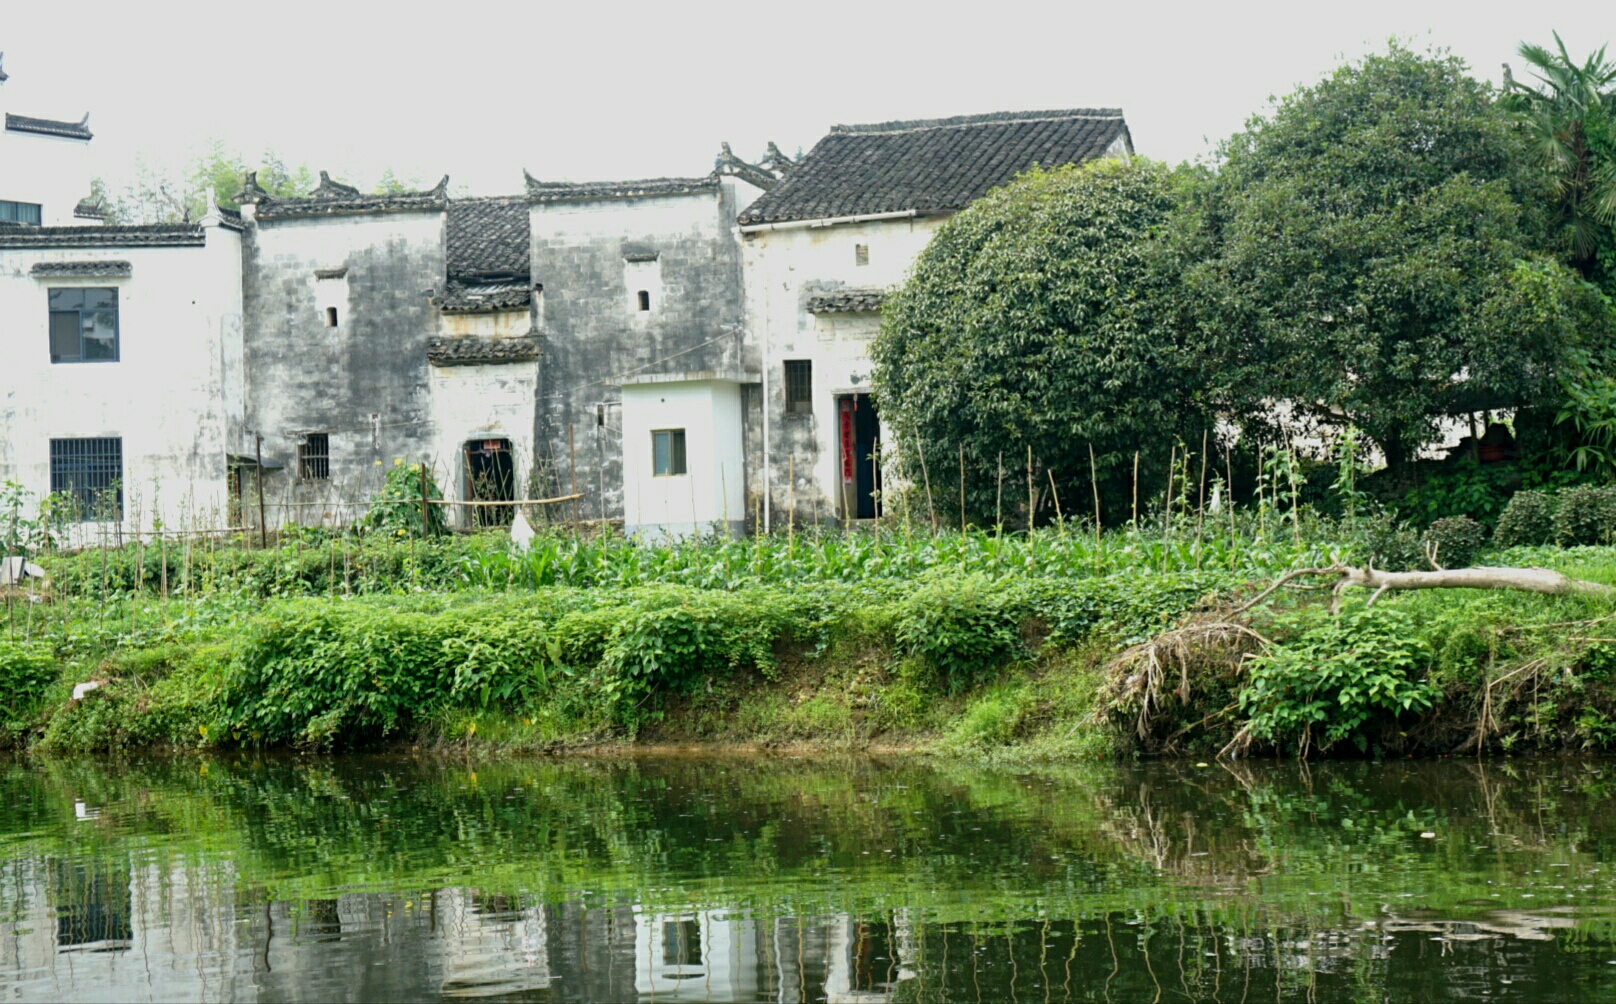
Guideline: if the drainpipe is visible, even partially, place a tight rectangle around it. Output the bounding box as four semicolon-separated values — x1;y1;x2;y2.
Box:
739;209;918;234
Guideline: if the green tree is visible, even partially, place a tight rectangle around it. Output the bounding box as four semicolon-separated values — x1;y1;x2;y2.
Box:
92;142;315;224
1190;44;1602;470
871;159;1209;525
1504;33;1616;291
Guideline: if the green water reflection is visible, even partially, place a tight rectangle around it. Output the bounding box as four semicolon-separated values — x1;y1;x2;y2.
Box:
0;754;1611;1001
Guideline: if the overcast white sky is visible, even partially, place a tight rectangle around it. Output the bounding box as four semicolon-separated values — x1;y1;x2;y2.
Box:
5;1;1615;197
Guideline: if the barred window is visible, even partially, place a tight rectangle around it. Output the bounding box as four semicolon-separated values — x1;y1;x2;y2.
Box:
49;287;119;363
49;437;122;520
784;360;812;414
298;433;330;480
652;429;687;477
854;243;869;266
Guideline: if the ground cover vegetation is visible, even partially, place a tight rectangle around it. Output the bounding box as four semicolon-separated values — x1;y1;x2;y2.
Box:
12;39;1616;760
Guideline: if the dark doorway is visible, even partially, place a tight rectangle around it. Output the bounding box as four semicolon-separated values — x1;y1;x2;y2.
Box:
465;438;515;527
837;394;881;520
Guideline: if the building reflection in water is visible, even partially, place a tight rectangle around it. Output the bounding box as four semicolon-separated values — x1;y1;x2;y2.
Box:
0;852;1600;1001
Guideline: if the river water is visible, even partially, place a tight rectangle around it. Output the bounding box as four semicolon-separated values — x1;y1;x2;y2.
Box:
0;754;1611;1002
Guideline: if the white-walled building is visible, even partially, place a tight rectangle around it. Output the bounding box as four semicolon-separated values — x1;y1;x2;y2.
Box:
0;51;1135;539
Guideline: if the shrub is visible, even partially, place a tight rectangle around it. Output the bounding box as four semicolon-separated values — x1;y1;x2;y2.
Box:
1553;485;1616;546
895;575;1025;692
1424;515;1485;568
1350;510;1424;571
0;640;56;722
1494;490;1557;547
1239;606;1439;754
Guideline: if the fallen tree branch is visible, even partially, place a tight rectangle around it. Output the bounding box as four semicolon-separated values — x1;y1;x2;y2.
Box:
1331;566;1612;613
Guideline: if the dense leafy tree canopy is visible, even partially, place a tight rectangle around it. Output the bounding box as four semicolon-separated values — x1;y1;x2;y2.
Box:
871;160;1206;524
1188;44;1608;467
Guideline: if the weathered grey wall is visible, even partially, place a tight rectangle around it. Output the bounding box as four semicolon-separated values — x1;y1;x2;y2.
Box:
242;210;446;522
529;181;754;522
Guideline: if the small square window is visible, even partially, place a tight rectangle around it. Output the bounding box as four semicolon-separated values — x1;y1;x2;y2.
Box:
298;433;330;480
784;360;812;414
48;287;120;363
652;429;687;477
854;243;869;266
637;290;651;312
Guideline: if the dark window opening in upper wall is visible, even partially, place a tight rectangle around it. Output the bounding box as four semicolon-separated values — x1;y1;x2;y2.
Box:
784;360;813;414
1;200;42;225
49;287;119;363
325;306;339;327
637;290;651;312
298;433;330;480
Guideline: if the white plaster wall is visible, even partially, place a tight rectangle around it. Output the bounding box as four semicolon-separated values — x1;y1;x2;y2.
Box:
621;379;744;538
427;359;539;521
0;225;245;540
0;127;93;226
741;216;948;520
633;909;763;1002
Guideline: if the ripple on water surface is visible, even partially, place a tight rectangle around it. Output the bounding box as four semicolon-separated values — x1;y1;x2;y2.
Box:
0;755;1612;1002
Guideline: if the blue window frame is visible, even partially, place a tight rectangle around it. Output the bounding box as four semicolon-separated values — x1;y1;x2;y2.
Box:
0;200;42;224
49;287;119;363
652;429;687;477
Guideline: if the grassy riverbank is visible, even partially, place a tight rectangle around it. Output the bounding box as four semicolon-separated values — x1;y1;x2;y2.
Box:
5;523;1616;758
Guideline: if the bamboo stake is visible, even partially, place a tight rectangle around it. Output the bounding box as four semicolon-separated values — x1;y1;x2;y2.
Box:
915;438;938;531
1132;451;1140;530
1026;444;1035;533
1225;439;1237;570
568;423;579;532
418;461;429;539
1087;443;1102;562
1162;445;1175;573
995;452;1004;532
1196;429;1209;568
959;443;966;533
1047;468;1065;537
254;433;268;549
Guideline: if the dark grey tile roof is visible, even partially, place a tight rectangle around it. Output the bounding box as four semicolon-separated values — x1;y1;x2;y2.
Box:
4;112;92;140
74;196;107;220
524;170;720;204
256;173;450;220
447;197;529;278
428;333;542;366
30;260;132;277
806;288;888;313
439;279;531;313
738;109;1130;226
0;224;205;248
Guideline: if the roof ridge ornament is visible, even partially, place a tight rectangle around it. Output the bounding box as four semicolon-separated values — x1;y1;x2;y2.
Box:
234;171;270;205
313;171;362;199
715;142;780;191
763;142;797;175
0;52;8;84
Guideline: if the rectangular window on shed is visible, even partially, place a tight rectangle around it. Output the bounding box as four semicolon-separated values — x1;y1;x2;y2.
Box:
49;437;123;520
1;200;42;224
784;360;813;414
652;429;687;477
298;433;330;480
49;287;119;363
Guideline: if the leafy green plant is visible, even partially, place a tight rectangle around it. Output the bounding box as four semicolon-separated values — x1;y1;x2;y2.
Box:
1425;516;1486;568
1239;606;1439;755
360;462;449;538
895;575;1026;692
1553;484;1616;544
1494;490;1559;546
